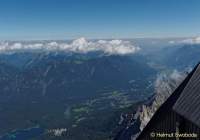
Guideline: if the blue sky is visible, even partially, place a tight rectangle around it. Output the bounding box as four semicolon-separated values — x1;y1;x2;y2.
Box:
0;0;200;40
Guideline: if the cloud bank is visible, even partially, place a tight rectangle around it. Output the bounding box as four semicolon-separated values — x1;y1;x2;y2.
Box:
0;38;140;55
170;36;200;45
180;36;200;44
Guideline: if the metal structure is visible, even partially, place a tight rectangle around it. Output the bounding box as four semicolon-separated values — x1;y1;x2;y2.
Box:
136;64;200;140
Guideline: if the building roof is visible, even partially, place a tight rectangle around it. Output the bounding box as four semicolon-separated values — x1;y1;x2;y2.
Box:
173;64;200;127
136;63;200;140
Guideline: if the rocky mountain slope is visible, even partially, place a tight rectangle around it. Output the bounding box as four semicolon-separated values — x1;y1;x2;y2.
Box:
115;70;187;140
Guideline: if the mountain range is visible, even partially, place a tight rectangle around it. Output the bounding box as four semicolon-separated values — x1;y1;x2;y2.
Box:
0;38;200;140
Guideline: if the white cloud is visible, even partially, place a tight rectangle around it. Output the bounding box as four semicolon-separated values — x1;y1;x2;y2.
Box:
0;38;140;55
180;36;200;44
168;40;175;44
168;37;200;45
